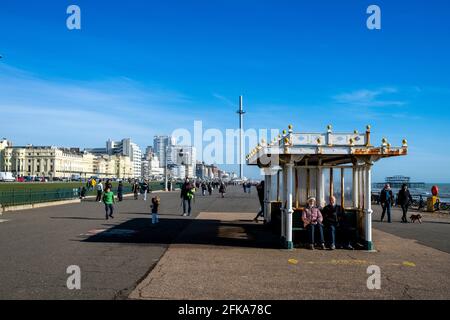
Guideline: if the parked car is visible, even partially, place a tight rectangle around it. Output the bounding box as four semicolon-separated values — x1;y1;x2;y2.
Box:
0;172;15;182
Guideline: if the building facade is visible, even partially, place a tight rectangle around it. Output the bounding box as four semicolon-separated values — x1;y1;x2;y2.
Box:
0;144;133;179
106;138;142;178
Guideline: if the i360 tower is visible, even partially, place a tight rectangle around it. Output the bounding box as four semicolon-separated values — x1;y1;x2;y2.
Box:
237;96;245;179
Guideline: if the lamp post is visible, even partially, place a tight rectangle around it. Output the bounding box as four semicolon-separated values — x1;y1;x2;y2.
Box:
164;145;169;191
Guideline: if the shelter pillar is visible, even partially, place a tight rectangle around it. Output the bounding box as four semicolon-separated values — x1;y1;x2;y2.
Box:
317;167;325;207
364;163;374;250
285;162;294;249
352;165;358;208
281;166;287;242
263;168;273;223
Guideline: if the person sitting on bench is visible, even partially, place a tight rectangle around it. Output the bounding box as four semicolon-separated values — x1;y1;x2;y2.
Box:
322;196;353;250
302;197;326;250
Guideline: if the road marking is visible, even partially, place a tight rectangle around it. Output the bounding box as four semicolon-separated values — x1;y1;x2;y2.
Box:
402;261;416;267
288;259;299;265
0;219;10;223
330;259;367;265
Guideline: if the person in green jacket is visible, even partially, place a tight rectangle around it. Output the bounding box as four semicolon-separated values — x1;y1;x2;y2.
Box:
102;187;116;220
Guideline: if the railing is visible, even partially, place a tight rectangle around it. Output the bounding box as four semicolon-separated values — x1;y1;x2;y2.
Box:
0;182;182;208
0;188;81;207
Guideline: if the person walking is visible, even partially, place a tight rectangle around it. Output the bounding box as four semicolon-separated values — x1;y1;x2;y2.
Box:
95;180;104;202
105;179;113;190
253;181;265;222
380;184;394;223
302;197;326;250
132;181;139;200
117;181;124;202
142;180;149;201
219;182;226;198
180;178;194;216
102;187;115;220
201;182;207;196
246;182;252;194
151;195;160;224
243;182;247;193
207;182;213;196
398;184;413;223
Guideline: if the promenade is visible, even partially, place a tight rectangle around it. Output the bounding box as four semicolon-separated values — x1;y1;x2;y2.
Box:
0;186;449;299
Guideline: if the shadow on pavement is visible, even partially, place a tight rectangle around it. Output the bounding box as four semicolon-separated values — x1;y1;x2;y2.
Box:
81;217;279;249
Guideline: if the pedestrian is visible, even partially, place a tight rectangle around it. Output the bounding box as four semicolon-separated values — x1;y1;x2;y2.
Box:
380;184;394;223
95;180;104;202
219;182;226;198
142;180;149;201
253;181;265;222
117;181;124;202
151;195;160;224
132;181;139;200
207;182;212;196
321;196;353;250
418;195;425;211
397;184;413;223
302;197;326;250
102;187;115;220
243;182;247;193
80;186;87;199
247;182;252;194
201;182;207;196
105;179;113;190
180;178;194;216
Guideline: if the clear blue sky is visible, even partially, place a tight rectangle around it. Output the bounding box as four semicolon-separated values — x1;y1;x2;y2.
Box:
1;0;449;182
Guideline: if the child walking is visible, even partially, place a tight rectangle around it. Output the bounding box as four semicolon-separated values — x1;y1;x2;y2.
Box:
151;196;160;224
102;187;115;220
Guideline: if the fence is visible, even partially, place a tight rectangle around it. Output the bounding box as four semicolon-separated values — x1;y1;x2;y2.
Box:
0;181;181;208
0;188;81;207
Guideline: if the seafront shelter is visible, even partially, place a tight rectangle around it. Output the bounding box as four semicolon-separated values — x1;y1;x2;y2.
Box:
246;125;408;250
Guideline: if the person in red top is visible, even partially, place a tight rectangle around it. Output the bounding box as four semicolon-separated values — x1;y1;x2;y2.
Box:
302;197;326;250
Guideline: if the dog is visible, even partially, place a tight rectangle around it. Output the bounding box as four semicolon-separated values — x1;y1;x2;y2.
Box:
410;214;423;224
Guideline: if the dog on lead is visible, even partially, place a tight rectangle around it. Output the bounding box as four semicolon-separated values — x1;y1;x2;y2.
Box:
410;214;423;224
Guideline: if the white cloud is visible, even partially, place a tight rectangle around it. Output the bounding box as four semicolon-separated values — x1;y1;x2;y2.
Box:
333;87;406;107
0;64;196;148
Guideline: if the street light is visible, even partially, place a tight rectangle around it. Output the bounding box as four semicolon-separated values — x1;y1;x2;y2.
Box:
164;145;169;191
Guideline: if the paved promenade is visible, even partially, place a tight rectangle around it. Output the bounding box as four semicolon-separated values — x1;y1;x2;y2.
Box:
130;211;450;300
0;186;449;299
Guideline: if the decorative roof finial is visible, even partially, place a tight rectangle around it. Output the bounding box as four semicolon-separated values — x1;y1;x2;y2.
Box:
402;139;408;147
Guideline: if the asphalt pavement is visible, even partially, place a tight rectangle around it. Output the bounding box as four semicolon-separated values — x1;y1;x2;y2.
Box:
0;187;260;299
0;186;449;299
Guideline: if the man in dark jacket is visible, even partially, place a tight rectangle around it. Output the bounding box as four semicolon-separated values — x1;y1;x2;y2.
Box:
321;196;353;250
397;184;413;223
380;184;394;223
180;178;194;216
253;181;265;222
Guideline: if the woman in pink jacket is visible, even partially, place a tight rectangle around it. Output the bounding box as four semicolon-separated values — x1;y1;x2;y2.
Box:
302;197;326;250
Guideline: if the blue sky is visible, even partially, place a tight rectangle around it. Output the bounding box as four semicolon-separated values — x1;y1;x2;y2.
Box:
1;0;449;182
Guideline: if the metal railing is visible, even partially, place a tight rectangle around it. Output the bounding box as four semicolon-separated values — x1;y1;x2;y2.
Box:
0;188;81;207
0;182;182;207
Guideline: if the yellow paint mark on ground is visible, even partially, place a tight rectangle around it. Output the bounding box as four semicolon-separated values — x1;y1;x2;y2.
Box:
288;259;298;265
402;261;416;267
330;259;368;265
